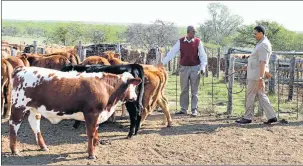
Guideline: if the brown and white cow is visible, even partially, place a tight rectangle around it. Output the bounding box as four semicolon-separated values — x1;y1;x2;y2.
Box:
9;66;142;159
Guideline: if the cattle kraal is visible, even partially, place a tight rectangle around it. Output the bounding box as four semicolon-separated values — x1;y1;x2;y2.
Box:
9;66;142;159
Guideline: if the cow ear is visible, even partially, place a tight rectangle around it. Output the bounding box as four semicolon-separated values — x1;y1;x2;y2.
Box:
127;78;142;86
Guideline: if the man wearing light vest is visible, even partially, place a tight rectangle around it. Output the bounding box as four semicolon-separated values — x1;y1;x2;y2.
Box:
157;25;208;117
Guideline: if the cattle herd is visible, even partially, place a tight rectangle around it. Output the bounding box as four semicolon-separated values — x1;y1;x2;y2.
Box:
1;40;172;160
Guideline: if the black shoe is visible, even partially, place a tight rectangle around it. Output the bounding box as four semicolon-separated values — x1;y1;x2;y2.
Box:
235;118;252;124
175;110;187;115
264;117;278;124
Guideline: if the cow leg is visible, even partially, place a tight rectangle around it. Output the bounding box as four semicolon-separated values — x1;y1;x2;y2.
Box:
9;106;26;155
4;84;12;119
72;120;82;129
93;126;99;147
125;102;137;139
120;104;128;120
139;108;149;128
157;97;172;127
28;111;48;151
1;80;7;118
1;88;5;118
84;112;99;160
135;114;142;135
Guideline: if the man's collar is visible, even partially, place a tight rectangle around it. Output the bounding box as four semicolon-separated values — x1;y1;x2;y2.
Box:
257;35;267;45
184;37;195;43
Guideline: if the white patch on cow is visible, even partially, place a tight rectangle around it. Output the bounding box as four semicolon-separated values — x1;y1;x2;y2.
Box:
97;105;118;124
128;84;138;101
36;105;85;124
9;120;21;135
27;110;41;142
13;66;104;84
12;88;32;108
121;72;134;83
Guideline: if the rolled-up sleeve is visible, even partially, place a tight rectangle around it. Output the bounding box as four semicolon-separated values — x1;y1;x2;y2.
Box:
258;43;270;62
198;41;208;70
162;40;180;65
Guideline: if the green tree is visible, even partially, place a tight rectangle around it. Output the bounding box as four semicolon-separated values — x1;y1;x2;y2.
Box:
198;3;243;46
233;20;303;51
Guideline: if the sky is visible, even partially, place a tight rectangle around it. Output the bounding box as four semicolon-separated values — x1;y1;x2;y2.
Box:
2;1;303;32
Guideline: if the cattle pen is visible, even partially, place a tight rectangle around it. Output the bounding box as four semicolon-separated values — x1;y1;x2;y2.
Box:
1;40;303;165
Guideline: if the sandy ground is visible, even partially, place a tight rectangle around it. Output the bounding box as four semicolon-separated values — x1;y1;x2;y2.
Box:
1;111;303;165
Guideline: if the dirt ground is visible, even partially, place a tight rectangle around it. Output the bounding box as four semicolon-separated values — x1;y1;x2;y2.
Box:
1;111;303;165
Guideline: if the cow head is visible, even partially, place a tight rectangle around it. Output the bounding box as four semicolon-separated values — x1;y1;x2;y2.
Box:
107;72;142;105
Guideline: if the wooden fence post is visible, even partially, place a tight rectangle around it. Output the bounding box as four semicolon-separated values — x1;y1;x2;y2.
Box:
224;52;231;83
78;41;83;61
33;41;37;54
42;48;46;54
227;55;235;115
288;57;296;101
117;42;121;60
217;48;220;79
269;54;278;94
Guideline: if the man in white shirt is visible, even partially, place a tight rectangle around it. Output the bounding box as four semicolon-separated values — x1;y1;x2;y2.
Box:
236;25;277;124
157;25;208;117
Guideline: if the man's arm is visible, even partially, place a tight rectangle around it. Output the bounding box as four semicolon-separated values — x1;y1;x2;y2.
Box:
160;40;180;65
198;41;208;71
258;43;270;78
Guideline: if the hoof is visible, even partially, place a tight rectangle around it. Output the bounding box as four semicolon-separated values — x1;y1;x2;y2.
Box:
11;151;21;156
126;134;135;139
88;155;96;160
40;147;49;151
167;122;173;128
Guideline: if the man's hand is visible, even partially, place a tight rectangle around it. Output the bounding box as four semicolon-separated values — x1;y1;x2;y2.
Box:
257;79;265;92
242;64;248;71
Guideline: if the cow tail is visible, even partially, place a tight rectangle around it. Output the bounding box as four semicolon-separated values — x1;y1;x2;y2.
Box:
137;64;145;114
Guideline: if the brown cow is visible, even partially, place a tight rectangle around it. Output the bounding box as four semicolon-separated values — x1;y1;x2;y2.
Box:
26;54;71;70
44;45;75;54
102;51;172;127
1;59;13;118
2;55;30;119
9;66;142;159
44;50;81;65
81;56;110;65
5;55;30;68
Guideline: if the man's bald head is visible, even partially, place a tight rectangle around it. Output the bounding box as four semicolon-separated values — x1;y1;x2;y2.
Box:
187;25;196;33
187;25;196;39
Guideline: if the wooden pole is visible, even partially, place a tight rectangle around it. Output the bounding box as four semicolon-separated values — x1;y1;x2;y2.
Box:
288;57;296;101
269;54;278;94
217;47;220;79
78;41;83;61
227;56;235;115
33;41;37;54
